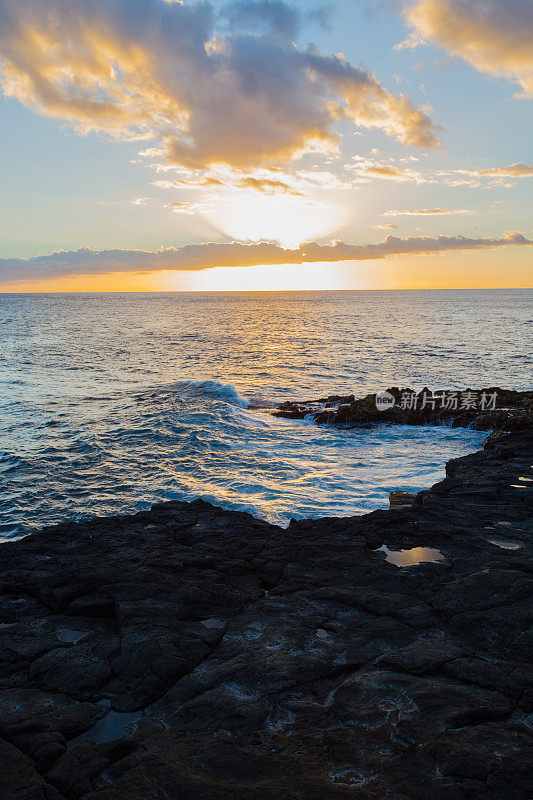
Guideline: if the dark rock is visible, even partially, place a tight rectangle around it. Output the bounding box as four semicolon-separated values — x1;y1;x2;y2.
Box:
64;594;115;618
389;490;417;509
0;425;531;799
0;738;48;800
376;637;465;674
273;387;533;433
46;741;109;799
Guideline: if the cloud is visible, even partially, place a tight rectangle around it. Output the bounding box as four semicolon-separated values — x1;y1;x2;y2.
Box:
150;166;354;196
167;201;214;215
347;156;427;183
401;0;533;96
220;0;302;39
455;163;533;178
385;207;475;216
1;232;529;283
298;232;532;261
0;0;439;177
346;158;531;190
152;176;226;190
437;162;533;188
235;176;304;195
363;165;422;181
373;224;398;229
294;170;354;190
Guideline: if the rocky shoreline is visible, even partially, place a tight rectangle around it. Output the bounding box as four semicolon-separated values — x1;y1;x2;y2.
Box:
1;397;532;800
273;387;533;432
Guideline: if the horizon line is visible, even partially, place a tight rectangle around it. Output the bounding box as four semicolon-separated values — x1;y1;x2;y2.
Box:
1;287;532;295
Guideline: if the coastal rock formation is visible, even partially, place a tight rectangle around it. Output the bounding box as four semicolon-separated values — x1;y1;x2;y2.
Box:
273;387;533;431
0;428;532;799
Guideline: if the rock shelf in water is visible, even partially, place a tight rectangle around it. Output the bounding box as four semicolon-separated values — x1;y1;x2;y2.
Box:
273;387;533;431
0;397;532;800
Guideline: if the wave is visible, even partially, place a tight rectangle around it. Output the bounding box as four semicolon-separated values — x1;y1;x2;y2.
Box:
178;380;251;408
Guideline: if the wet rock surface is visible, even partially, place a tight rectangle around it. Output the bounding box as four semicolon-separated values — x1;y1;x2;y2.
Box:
0;428;532;799
273;387;533;431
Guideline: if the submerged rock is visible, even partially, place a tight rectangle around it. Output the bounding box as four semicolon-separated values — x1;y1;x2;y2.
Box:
0;428;531;799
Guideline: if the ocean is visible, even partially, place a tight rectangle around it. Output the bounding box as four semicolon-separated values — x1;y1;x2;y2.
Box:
1;289;531;538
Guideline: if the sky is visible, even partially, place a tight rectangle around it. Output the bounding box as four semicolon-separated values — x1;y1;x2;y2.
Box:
0;0;531;291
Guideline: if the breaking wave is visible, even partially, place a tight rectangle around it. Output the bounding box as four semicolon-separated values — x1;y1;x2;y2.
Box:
2;289;526;538
177;380;250;409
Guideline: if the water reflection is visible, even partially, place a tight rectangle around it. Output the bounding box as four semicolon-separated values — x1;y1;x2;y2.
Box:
68;710;145;747
3;290;524;535
56;627;91;644
376;544;445;567
488;539;522;550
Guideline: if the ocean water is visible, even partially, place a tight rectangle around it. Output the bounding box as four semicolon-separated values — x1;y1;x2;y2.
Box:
0;289;531;538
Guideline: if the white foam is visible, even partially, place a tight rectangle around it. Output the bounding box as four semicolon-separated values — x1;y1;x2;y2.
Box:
179;380;250;408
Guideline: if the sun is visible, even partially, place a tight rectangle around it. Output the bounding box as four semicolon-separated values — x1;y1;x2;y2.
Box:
181;261;348;291
207;192;348;248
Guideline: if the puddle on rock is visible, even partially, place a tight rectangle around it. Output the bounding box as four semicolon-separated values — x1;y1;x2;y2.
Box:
376;545;445;567
331;768;368;788
201;617;226;630
488;539;522;550
68;710;145;748
56;627;91;644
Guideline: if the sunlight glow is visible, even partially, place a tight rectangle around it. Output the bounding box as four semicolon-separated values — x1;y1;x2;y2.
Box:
182;262;347;291
208;193;347;248
2;246;531;293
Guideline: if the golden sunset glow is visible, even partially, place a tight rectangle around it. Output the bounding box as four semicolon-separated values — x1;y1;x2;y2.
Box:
3;246;531;293
0;0;531;290
1;4;531;796
209;194;348;249
182;263;348;292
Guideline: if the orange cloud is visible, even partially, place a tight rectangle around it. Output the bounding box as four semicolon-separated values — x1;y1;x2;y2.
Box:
385;208;475;216
402;0;533;96
150;166;356;196
235;177;304;196
166;201;214;215
364;165;422;181
456;163;533;178
348;157;426;182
